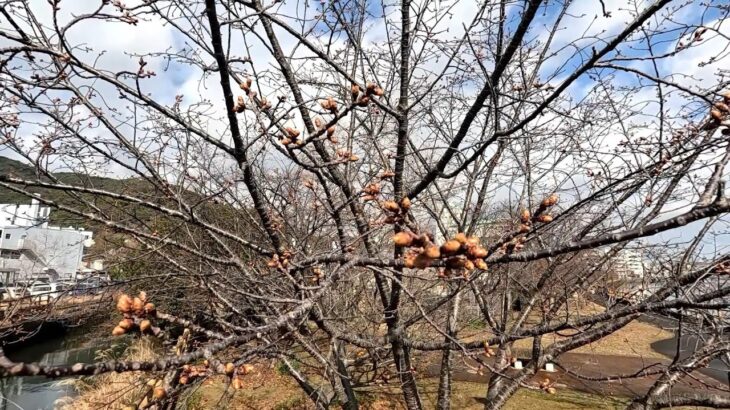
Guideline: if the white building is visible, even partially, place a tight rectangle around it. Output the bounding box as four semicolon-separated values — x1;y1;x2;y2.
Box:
0;198;51;228
614;247;645;279
0;198;96;284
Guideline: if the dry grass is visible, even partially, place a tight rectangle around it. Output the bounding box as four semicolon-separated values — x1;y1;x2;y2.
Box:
57;337;159;410
510;301;673;359
192;372;629;410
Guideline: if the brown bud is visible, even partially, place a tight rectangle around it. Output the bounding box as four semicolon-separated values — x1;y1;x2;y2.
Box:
468;246;488;259
453;233;468;244
372;86;385;96
546;387;557;395
441;240;462;255
132;297;144;314
138;291;147;302
541;193;559;207
179;375;189;385
379;170;395;179
225;362;235;376
112;326;126;336
393;232;414;247
364;183;380;195
464;259;475;271
356;96;370;107
144;302;156;316
424;245;441;259
351;83;360;100
152;387;167;400
116;294;133;313
520;209;531;223
404;254;415;269
537;214;553;223
400;197;411;210
518;224;531;233
466;236;480;247
474;259;488;270
366;82;377;94
240;77;252;92
140;319;152;333
327;125;336;136
715;102;730;113
285;127;300;139
232;377;244;390
321;96;338;113
711;109;724;122
314;117;324;129
259;97;270;109
241;364;255;375
349;154;359;162
118;318;134;330
381;200;400;213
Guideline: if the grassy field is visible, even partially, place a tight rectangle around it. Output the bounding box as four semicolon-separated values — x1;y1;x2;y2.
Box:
190;363;631;410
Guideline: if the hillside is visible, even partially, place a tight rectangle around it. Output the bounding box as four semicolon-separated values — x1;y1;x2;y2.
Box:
0;156;147;226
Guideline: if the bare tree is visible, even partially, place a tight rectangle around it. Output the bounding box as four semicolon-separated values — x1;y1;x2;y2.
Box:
1;0;730;408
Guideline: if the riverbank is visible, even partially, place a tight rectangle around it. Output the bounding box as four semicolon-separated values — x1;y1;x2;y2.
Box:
0;325;127;410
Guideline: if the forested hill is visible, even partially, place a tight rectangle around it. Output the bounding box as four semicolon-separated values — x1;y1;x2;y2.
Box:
0;156;136;225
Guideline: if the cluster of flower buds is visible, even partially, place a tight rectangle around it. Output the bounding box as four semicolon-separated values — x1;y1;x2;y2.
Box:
437;232;488;276
267;250;293;270
677;27;708;50
348;81;383;107
228;363;256;390
314;117;338;144
361;183;381;201
517;193;559;233
310;266;325;283
380;197;411;224
483;342;495;358
336;149;359;162
379;170;395;179
394;231;437;268
232;94;246;113
394;231;488;276
320;96;338;114
538;378;557;395
279;126;302;146
113;291;158;336
178;364;210;385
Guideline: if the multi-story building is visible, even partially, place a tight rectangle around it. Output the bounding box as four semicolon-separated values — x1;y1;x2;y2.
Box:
0;198;51;228
0;198;96;284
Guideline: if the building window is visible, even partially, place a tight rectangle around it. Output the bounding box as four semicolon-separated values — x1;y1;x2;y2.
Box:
0;250;20;259
4;234;9;240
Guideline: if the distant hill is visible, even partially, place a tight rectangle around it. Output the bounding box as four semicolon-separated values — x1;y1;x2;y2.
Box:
0;156;146;226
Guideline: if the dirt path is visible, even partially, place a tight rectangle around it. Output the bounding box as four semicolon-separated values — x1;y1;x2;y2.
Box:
424;352;729;398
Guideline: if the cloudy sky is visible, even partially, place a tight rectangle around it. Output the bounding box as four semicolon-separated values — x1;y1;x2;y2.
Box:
1;0;729;255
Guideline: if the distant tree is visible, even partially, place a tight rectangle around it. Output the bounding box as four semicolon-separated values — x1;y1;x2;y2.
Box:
1;0;730;409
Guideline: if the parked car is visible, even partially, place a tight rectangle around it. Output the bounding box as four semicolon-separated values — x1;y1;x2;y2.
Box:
28;280;53;296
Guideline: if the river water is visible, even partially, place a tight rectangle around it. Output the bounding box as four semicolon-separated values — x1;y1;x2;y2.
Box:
0;328;122;410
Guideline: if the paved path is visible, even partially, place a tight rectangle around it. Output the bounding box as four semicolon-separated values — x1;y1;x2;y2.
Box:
423;352;729;398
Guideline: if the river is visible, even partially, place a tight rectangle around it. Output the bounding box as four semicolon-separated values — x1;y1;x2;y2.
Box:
0;327;122;410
